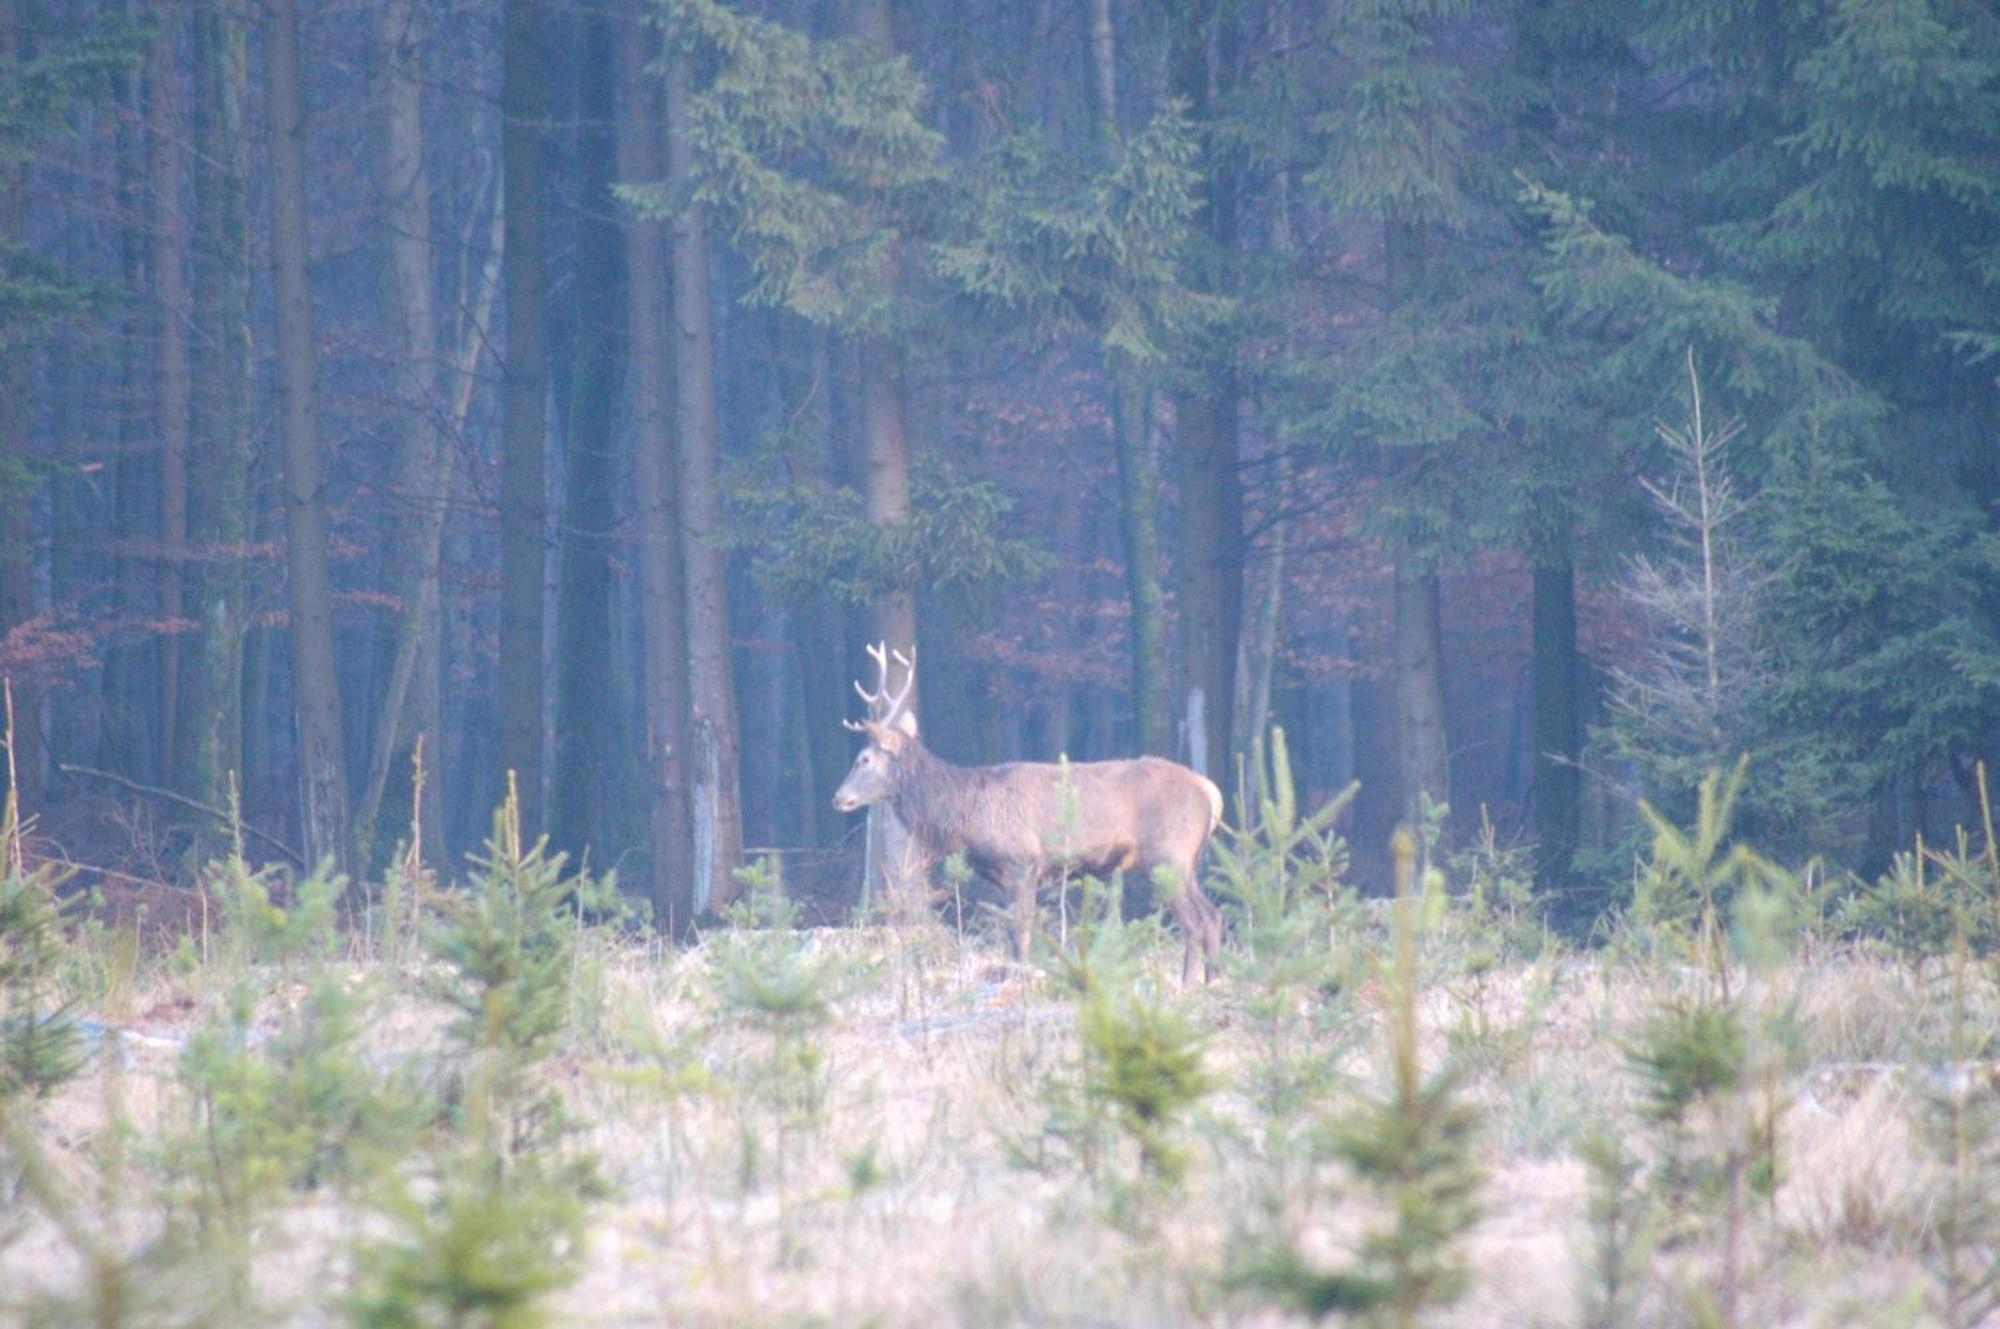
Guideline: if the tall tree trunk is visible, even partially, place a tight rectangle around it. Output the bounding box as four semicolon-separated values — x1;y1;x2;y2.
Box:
264;0;350;869
102;26;151;780
665;46;744;913
1168;0;1243;779
616;3;694;930
183;0;252;819
1234;453;1285;765
354;0;453;869
1393;561;1448;832
499;0;548;838
793;330;849;846
1532;557;1579;889
1115;382;1171;755
0;0;39;818
1386;218;1448;832
1086;0;1170;757
551;7;623;867
1236;5;1297;773
148;7;190;793
860;339;917;666
849;0;919;902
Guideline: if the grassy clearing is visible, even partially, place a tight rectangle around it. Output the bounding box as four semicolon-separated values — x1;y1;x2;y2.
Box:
4;767;1999;1328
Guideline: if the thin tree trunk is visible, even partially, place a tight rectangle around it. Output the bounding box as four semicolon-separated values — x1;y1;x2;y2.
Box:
1169;0;1243;779
860;339;917;665
0;0;38;817
1116;382;1171;755
551;4;624;867
666;45;744;913
264;0;350;869
148;7;190;793
1235;454;1284;763
848;0;919;903
616;3;694;931
1086;0;1170;757
1393;560;1448;832
354;0;454;869
183;0;252;819
1532;558;1579;889
102;10;152;781
499;0;548;838
1236;3;1295;772
1088;0;1116;143
1385;218;1448;832
793;328;849;846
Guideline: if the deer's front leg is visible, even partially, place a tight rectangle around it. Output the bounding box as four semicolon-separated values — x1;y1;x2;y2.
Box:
1003;861;1039;963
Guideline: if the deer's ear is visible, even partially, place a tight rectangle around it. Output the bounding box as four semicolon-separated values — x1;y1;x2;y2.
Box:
892;710;919;740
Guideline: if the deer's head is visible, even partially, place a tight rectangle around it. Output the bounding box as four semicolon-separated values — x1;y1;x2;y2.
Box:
832;643;918;814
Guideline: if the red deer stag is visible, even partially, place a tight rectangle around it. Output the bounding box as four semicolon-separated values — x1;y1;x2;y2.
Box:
832;644;1226;983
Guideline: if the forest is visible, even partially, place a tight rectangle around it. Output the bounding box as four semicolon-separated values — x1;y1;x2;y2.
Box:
1;0;1996;922
3;2;2000;1325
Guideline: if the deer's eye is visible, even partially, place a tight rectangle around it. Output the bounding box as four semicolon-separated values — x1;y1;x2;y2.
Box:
859;751;874;766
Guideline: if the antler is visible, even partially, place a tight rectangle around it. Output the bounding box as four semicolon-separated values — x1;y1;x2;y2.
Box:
843;641;916;734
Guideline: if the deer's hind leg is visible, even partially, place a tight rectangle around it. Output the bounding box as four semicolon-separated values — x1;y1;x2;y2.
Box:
1159;861;1224;984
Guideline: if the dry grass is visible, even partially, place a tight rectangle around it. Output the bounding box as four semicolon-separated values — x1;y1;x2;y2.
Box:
2;921;1992;1328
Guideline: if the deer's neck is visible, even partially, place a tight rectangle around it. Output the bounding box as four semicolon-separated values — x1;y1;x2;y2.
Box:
889;743;970;849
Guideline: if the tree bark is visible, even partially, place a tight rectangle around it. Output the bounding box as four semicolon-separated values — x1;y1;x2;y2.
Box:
264;0;350;869
499;0;548;839
616;3;694;930
848;0;920;902
183;0;252;819
101;28;151;780
793;330;850;846
860;338;917;670
1085;0;1170;758
1532;558;1580;888
1385;218;1448;832
666;46;744;913
353;0;452;870
1116;381;1172;755
148;6;190;792
1393;560;1448;832
551;6;624;867
0;0;39;818
1168;0;1244;780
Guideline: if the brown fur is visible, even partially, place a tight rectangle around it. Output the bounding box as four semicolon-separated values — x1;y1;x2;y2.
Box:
835;725;1225;982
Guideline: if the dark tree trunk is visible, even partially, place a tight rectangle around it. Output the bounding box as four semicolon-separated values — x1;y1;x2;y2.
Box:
182;0;252;820
0;0;39;817
792;328;851;846
101;26;152;781
1393;560;1448;833
551;8;625;868
849;0;920;903
148;8;190;793
1168;0;1244;780
354;0;450;867
499;0;549;837
264;0;350;869
666;45;744;913
1084;0;1170;757
860;338;917;668
1116;382;1172;756
616;2;694;929
1174;386;1242;776
1532;558;1580;889
1385;218;1448;834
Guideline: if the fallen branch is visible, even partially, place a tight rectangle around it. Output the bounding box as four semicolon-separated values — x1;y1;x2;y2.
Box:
55;763;304;866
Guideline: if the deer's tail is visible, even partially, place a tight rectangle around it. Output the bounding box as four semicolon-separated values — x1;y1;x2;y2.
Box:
1200;776;1224;835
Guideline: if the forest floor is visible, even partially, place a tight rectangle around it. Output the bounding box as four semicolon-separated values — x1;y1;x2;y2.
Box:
2;902;1981;1329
